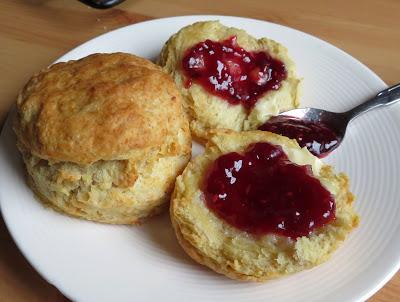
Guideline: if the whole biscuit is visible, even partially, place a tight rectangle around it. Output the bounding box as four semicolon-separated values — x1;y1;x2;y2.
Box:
15;53;192;224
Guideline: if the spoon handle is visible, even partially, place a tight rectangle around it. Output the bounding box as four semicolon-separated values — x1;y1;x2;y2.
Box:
78;0;126;9
346;82;400;121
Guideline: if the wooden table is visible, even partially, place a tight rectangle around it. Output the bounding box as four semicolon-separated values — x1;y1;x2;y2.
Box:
0;0;399;301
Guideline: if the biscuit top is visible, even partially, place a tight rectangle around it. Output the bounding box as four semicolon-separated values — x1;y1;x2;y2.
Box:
159;21;302;139
15;53;186;164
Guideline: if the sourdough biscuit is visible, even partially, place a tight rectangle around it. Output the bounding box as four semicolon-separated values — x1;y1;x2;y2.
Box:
15;52;192;224
170;130;359;281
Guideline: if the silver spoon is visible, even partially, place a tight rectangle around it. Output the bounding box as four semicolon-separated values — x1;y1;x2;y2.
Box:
261;83;400;157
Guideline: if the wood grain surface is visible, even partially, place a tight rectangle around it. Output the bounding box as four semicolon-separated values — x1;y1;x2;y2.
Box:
0;0;399;301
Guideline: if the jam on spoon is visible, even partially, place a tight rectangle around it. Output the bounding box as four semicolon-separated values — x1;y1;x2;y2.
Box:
260;82;400;157
182;36;287;109
203;142;335;239
259;115;340;157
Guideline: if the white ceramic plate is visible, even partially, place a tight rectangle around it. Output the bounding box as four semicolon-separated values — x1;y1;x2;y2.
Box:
1;15;400;302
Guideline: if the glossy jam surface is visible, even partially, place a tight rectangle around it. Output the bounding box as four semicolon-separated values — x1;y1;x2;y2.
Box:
259;116;340;158
203;142;335;238
182;36;287;109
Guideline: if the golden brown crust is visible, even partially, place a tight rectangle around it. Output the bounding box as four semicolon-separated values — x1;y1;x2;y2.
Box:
170;130;359;281
15;52;192;224
14;52;186;164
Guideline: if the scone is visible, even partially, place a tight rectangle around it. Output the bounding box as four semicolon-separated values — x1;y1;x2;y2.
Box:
159;21;301;140
170;130;359;281
14;52;191;224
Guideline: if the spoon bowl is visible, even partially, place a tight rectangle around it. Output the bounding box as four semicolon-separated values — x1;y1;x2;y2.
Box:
264;82;400;157
277;107;350;139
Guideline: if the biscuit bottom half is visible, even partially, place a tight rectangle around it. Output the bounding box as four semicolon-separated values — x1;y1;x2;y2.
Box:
170;130;359;281
22;148;190;224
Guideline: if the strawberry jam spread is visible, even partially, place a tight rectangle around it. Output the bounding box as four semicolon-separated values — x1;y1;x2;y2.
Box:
182;36;287;109
203;142;335;238
259;116;341;158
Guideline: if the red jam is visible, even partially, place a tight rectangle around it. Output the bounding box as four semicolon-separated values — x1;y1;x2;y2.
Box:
182;36;287;109
203;142;335;238
259;116;341;158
